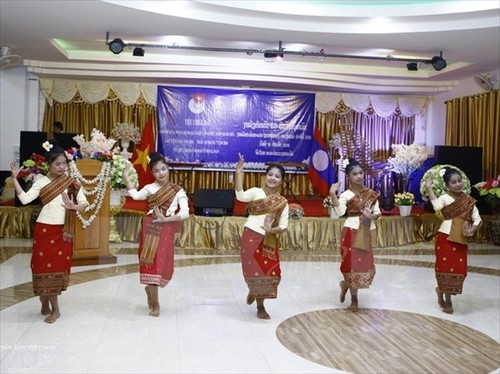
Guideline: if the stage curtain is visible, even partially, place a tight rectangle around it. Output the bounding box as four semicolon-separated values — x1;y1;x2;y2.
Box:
42;92;157;142
445;90;500;178
0;206;37;238
412;213;491;243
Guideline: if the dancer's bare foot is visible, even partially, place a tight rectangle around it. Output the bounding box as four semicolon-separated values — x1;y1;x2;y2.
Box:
339;281;348;303
145;286;153;310
347;295;358;312
39;296;51;316
435;287;445;309
257;307;271;319
443;304;454;314
246;292;255;305
44;311;60;324
443;294;453;314
149;303;160;317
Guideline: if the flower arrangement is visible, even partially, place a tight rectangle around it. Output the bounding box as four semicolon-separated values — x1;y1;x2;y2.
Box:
288;203;304;219
110;155;139;190
419;164;471;201
474;175;500;207
110;122;141;143
387;143;427;176
394;192;415;206
73;128;117;161
17;153;49;188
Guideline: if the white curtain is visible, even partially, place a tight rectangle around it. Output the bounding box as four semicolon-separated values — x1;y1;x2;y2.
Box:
40;78;430;117
40;79;157;107
316;92;430;118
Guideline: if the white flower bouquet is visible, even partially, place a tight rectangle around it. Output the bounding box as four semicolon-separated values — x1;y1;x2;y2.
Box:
419;164;471;201
110;155;139;190
111;122;141;143
387;143;427;175
73;128;118;161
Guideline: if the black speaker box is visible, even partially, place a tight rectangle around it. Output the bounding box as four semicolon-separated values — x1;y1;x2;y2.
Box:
434;146;482;184
53;132;79;150
19;131;48;163
194;189;235;216
434;145;491;214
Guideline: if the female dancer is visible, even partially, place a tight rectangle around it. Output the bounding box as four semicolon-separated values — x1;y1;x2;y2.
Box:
329;158;381;311
123;152;189;317
10;142;88;323
235;153;289;319
425;167;481;314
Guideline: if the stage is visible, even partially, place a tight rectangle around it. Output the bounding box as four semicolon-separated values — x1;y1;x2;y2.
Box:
0;200;493;252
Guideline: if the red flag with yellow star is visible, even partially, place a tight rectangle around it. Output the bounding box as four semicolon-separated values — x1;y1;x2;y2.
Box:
131;115;156;187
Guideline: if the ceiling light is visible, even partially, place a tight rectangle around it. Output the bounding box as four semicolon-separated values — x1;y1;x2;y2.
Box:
108;38;125;55
133;47;145;57
431;55;447;71
406;62;418;71
264;52;284;62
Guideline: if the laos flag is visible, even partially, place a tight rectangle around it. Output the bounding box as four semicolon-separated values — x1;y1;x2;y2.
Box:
308;126;337;197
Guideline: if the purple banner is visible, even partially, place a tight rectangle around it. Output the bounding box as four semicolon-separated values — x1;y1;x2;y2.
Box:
157;86;315;169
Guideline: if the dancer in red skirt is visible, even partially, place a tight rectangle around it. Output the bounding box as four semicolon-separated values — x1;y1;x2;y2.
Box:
10;142;88;323
329;158;381;312
124;152;189;317
235;153;289;319
425;167;481;314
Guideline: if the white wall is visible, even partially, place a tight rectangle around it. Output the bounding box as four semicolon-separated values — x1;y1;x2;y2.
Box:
0;66;40;169
2;68;497;170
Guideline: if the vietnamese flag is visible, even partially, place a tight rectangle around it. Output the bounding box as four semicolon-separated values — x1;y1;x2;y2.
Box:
131;115;156;187
308;126;337;197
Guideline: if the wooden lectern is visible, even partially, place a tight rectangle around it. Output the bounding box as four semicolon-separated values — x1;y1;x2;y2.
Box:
72;159;117;266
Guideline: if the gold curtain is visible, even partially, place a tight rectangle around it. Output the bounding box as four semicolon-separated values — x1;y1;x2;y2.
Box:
42;92;157;140
445;90;500;178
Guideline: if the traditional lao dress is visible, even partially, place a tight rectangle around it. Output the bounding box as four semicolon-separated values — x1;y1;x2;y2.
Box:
334;187;380;289
236;187;289;299
431;193;481;294
18;175;87;295
128;182;189;287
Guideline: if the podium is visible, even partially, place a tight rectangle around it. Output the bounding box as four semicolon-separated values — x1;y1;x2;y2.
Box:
72;159;117;266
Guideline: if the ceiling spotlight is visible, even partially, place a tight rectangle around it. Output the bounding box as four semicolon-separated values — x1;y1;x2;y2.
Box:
108;38;125;54
406;62;418;71
133;47;145;57
431;55;447;71
264;51;284;62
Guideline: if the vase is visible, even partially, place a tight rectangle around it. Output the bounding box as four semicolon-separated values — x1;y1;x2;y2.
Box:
329;207;338;218
109;189;125;243
120;138;132;160
398;205;412;217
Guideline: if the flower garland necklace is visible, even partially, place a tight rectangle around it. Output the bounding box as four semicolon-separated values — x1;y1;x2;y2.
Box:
69;161;111;228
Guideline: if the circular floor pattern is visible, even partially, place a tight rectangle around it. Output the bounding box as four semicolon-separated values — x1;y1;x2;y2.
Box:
276;308;500;374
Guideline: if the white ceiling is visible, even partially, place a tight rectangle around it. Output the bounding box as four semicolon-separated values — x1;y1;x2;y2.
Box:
1;0;499;95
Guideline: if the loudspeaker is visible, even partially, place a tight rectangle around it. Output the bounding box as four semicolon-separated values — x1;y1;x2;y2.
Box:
53;132;79;150
434;145;490;214
434;146;482;184
194;189;235;217
19;131;48;163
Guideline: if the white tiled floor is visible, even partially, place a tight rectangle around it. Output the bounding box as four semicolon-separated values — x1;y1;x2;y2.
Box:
1;241;499;374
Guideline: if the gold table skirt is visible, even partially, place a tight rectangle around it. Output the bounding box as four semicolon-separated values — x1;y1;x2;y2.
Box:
0;206;492;251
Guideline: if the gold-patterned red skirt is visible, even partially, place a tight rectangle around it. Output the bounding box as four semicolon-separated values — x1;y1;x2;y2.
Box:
138;216;178;287
435;232;468;294
340;227;375;289
240;227;281;299
31;223;72;296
